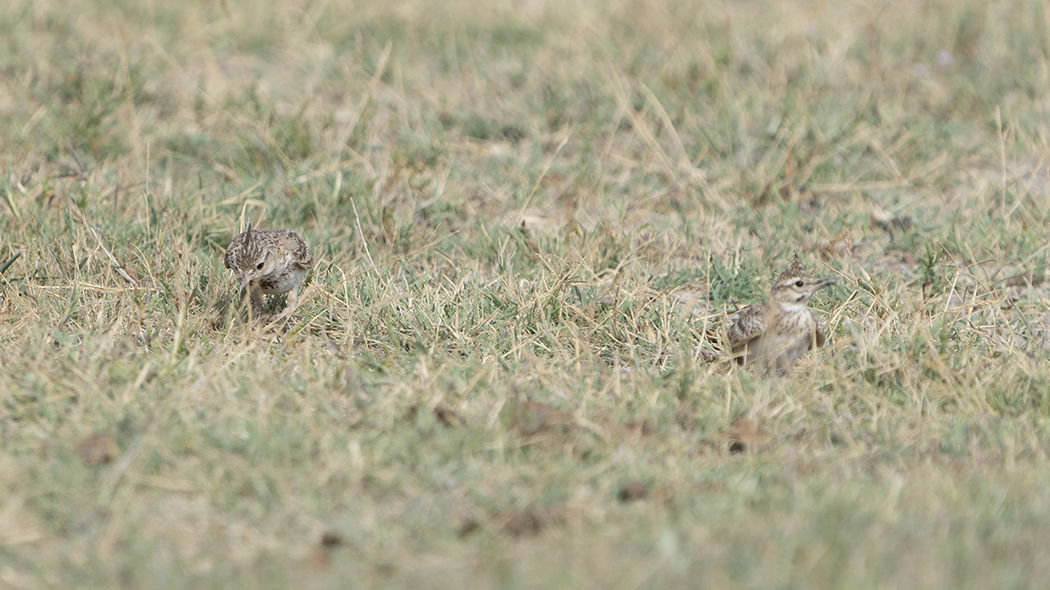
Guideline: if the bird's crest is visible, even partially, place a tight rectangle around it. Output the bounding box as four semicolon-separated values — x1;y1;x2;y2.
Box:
776;253;813;283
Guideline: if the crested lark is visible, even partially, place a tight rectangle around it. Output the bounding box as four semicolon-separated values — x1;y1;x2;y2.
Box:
727;254;837;374
224;223;312;322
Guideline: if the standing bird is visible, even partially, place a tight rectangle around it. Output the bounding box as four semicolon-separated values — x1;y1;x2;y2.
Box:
727;254;837;374
224;223;312;322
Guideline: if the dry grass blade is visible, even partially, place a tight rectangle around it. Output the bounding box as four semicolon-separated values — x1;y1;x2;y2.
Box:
89;227;138;286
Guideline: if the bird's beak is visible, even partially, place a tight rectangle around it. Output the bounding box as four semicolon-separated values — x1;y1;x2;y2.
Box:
817;279;838;289
239;274;250;290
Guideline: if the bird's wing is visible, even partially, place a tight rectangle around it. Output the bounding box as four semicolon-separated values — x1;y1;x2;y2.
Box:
289;232;313;267
223;235;241;270
728;304;766;351
808;309;826;349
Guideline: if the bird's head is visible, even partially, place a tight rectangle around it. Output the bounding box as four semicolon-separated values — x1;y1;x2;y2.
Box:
770;254;837;310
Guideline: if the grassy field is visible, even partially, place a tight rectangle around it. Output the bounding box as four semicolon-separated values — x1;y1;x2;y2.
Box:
3;0;1050;587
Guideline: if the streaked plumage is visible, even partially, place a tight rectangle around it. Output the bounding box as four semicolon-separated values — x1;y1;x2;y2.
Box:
224;223;312;321
728;255;836;374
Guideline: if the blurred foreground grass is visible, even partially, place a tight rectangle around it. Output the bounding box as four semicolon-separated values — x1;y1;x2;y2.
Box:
3;0;1050;587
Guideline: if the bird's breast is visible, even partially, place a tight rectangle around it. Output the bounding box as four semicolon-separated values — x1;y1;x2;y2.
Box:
256;267;307;294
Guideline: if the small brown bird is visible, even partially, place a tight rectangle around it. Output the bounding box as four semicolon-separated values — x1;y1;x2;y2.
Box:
224;223;312;322
727;254;837;374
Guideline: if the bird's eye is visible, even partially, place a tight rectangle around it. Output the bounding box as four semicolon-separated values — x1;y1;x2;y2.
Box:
795;280;804;287
256;261;264;270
